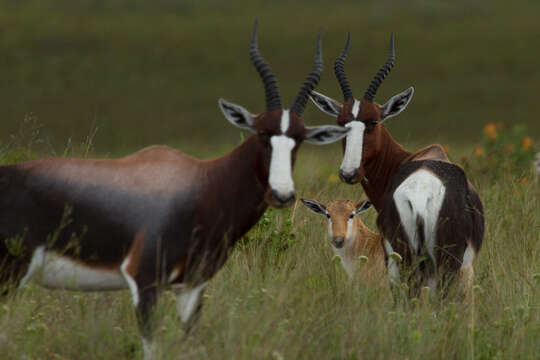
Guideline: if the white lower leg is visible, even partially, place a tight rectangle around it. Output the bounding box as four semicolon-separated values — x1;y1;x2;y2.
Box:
174;283;206;324
142;337;155;360
384;240;401;286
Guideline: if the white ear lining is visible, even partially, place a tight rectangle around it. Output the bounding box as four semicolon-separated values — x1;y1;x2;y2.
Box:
305;125;350;145
218;98;256;132
380;87;414;122
309;91;342;117
301;199;327;215
354;201;372;215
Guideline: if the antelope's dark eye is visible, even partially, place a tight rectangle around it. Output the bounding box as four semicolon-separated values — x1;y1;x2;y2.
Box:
365;120;377;132
349;213;355;219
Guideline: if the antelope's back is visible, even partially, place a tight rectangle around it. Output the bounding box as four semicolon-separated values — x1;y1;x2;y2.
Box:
0;146;201;267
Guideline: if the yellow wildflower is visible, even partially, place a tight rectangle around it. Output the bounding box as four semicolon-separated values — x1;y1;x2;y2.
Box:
505;144;514;153
328;174;339;183
521;136;533;151
483;123;497;141
474;147;485;157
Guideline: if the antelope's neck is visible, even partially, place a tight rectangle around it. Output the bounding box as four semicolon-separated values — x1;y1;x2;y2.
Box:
361;127;411;211
201;136;268;241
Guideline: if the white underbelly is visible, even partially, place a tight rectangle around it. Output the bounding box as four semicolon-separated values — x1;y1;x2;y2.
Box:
20;246;127;291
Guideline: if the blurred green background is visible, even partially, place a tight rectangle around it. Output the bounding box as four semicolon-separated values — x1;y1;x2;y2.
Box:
0;0;538;156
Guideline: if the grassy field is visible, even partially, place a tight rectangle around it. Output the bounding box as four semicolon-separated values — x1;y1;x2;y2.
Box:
0;142;538;359
0;1;539;359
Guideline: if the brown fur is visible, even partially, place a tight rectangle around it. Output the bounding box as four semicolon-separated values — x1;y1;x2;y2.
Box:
124;232;145;279
309;200;385;282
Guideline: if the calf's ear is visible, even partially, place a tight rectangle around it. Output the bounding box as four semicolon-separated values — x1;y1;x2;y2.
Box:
301;199;327;215
354;200;372;215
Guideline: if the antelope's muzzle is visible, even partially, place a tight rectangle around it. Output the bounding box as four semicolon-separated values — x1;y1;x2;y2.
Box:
339;169;358;184
332;236;345;248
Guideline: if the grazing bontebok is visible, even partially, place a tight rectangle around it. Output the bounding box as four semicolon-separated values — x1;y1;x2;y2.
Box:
0;22;350;359
301;199;385;281
309;33;484;298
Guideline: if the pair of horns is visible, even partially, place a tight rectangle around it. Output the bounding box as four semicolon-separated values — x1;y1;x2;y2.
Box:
250;20;322;115
335;33;396;102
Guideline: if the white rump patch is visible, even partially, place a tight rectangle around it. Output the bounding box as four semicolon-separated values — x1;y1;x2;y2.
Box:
174;282;207;324
340;121;366;175
393;169;446;264
121;257;140;307
269;135;295;197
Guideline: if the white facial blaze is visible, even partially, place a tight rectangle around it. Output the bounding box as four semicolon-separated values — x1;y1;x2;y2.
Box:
268;110;295;197
340;121;366;175
351;99;361;118
280;109;290;133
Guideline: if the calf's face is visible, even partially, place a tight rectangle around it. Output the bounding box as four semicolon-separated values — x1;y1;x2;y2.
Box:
301;199;372;249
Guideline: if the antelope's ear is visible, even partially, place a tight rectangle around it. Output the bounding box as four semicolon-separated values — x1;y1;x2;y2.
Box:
218;98;256;132
301;199;327;216
309;91;342;117
304;125;350;145
354;200;372;215
380;87;414;122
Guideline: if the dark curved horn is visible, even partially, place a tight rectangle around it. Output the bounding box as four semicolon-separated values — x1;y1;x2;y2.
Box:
364;33;395;102
291;31;323;116
250;19;282;110
334;32;353;101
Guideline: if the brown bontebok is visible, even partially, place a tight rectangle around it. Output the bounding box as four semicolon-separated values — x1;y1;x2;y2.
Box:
0;22;349;359
301;199;385;281
309;33;484;298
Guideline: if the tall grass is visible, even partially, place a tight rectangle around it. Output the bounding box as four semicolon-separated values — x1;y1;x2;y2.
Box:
0;146;537;359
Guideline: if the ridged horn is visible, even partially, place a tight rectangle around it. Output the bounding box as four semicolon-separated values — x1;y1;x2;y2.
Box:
291;31;323;116
364;33;395;102
334;32;353;101
250;19;282;110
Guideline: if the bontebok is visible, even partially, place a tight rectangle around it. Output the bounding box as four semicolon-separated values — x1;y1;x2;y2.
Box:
309;33;484;298
0;21;349;359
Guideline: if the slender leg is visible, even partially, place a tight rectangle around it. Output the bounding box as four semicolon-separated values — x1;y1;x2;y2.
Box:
458;244;475;302
121;255;159;360
172;283;206;336
383;239;401;286
136;285;159;360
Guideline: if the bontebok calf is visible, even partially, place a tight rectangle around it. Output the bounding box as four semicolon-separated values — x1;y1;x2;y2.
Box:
301;199;385;281
309;33;484;298
0;21;349;359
